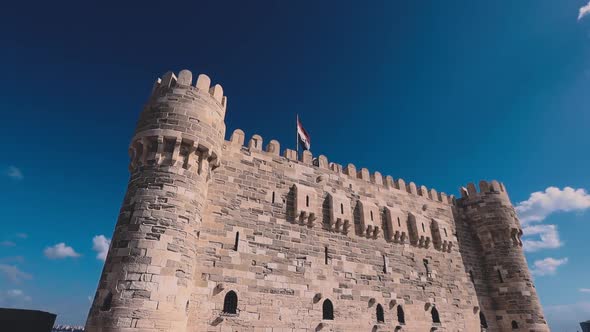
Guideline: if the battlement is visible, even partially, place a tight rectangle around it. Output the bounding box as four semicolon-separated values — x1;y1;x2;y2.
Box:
226;128;456;206
458;180;510;202
151;70;228;113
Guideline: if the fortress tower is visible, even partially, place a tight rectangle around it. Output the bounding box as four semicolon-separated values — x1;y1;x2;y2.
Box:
86;70;227;331
457;181;548;331
87;69;549;332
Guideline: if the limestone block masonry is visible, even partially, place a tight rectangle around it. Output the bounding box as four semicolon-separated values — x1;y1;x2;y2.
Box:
86;69;550;332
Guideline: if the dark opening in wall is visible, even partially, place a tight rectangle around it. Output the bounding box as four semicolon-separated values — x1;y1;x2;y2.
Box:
480;312;488;328
498;270;504;283
422;223;425;232
324;246;329;265
431;306;440;323
397;217;401;227
223;291;238;314
376;304;385;323
511;320;519;329
306;195;309;207
272;192;275;204
397;305;405;324
370;211;374;221
322;299;334;320
444;228;448;237
234;232;239;251
100;292;112;311
340;203;344;214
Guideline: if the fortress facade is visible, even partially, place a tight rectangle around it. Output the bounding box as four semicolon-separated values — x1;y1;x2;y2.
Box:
85;69;549;332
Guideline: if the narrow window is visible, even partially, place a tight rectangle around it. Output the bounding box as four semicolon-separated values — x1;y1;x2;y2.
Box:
422;223;425;232
469;270;475;283
376;304;385;323
100;292;113;311
185;300;190;313
397;217;401;227
324;246;329;265
340;203;344;214
234;232;239;251
322;299;334;320
480;312;488;328
383;255;388;273
223;291;238;314
423;259;430;275
444;228;448;237
370;211;374;221
497;270;504;283
272;192;275;204
511;320;519;329
397;305;405;324
306;195;309;207
431;306;440;323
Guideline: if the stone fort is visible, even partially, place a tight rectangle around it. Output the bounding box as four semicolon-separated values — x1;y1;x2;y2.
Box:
85;69;549;332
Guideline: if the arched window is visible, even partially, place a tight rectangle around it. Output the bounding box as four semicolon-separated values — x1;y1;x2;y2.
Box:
223;291;238;314
376;304;385;323
323;299;334;320
431;306;440;323
511;320;519;329
100;292;112;311
480;312;488;328
397;305;405;324
234;232;240;251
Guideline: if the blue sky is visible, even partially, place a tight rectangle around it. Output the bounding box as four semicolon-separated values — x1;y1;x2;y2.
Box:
1;0;590;329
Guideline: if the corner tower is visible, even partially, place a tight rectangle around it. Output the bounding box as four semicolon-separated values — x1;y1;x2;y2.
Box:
85;70;227;332
457;181;549;332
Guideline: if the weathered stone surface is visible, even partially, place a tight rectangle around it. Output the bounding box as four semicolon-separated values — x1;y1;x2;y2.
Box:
86;70;548;332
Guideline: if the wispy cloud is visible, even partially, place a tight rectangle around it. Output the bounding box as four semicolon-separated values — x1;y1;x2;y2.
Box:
16;233;28;239
516;187;590;224
522;224;562;252
545;301;590;331
531;257;568;276
0;289;32;307
579;1;590;21
0;264;33;283
92;235;111;261
0;241;16;247
5;166;23;180
580;288;590;293
44;243;81;259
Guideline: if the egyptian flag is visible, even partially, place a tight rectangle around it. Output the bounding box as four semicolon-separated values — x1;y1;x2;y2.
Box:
297;116;311;150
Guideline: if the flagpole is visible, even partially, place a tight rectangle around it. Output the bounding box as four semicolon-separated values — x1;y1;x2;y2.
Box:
296;114;299;158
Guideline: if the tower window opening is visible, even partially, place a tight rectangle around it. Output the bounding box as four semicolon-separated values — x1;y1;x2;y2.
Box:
498;270;504;283
444;228;448;237
340;203;344;214
397;305;405;324
100;292;113;311
223;291;238;314
322;299;334;320
431;306;440;323
397;217;401;227
272;192;275;204
234;232;239;251
370;211;374;221
306;195;309;207
324;246;329;265
511;320;519;329
422;223;425;232
423;259;430;275
383;254;388;273
480;312;488;328
376;304;385;323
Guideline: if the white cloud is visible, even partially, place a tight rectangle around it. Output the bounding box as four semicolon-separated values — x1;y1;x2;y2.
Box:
531;257;568;276
16;233;28;239
579;1;590;21
0;240;16;247
0;264;33;283
516;186;590;224
44;243;81;259
522;224;562;252
5;166;23;180
580;288;590;293
0;289;32;307
92;235;111;261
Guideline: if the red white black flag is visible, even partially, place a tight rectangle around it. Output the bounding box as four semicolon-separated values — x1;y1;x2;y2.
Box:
297;116;311;150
